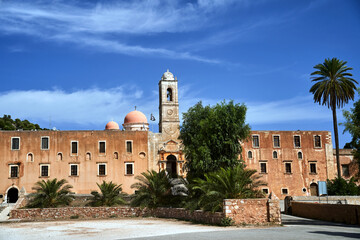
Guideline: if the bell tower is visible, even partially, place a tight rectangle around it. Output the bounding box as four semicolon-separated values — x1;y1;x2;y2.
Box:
159;69;180;138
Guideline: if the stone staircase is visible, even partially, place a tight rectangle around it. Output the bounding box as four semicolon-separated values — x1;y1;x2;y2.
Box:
0;203;15;221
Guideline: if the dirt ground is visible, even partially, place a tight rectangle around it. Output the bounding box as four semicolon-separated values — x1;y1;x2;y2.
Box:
0;217;231;240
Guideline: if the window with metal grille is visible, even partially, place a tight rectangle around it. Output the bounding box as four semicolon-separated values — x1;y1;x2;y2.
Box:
342;164;350;177
298;152;303;159
314;135;321;148
125;163;134;175
273;136;280;148
282;188;289;195
11;137;20;150
294;136;301;148
260;162;267;173
41;165;49;177
310;163;316;174
10;165;19;178
252;135;259;148
248;151;253;159
285;163;292;173
98;164;106;176
273;151;278;159
71;141;78;154
126;141;132;153
262;188;269;194
41;137;49;150
99;141;106;154
70;165;78;176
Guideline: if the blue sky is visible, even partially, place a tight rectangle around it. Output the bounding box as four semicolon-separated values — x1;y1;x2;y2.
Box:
0;0;359;147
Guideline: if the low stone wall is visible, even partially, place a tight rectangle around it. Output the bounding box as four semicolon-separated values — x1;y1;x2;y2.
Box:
153;207;224;225
224;198;281;225
10;207;149;220
10;198;281;225
292;202;360;225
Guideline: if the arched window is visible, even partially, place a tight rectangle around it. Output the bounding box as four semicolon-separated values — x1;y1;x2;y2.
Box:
273;151;278;159
247;151;253;159
27;153;34;162
57;152;62;161
167;88;173;101
114;152;119;159
298;152;303;159
86;152;91;161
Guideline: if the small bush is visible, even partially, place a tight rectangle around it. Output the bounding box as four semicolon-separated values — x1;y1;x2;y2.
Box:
220;217;234;226
70;215;79;219
110;214;118;218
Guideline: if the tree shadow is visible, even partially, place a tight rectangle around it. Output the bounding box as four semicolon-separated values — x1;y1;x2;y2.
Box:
309;231;360;239
282;214;358;228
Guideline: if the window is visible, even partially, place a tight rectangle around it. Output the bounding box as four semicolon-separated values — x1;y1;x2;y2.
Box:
285;162;292;174
260;162;267;173
310;162;317;174
298;152;303;159
57;152;63;161
27;153;34;162
126;141;133;153
273;135;280;148
86;152;91;161
70;164;78;176
294;136;301;148
167;88;173;101
41;137;49;150
114;152;119;159
252;135;259;148
314;135;321;148
262;188;269;194
40;164;50;177
273;151;278;159
342;164;350;177
71;141;78;155
98;163;106;176
11;137;20;150
99;141;106;154
9;165;19;178
281;188;289;195
248;151;253;159
125;162;134;175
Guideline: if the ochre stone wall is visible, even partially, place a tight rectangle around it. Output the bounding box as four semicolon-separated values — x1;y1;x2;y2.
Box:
292;202;360;225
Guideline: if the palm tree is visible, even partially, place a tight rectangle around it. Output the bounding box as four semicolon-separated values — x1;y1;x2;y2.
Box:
310;58;358;178
130;170;172;209
89;181;127;207
26;178;74;208
192;164;266;212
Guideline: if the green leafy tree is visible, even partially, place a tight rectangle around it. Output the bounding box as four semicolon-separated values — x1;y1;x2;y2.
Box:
26;178;74;208
0;114;46;130
310;58;358;178
130;170;172;209
89;181;127;207
342;89;360;173
327;177;360;195
180;100;250;179
190;165;266;212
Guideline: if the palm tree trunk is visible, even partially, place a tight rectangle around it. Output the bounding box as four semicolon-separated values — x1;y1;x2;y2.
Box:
332;106;341;179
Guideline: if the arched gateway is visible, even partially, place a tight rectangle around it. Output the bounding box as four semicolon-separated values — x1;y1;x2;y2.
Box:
166;155;177;177
7;187;19;203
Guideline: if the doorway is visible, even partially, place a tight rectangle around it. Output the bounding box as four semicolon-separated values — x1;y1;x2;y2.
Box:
7;187;19;203
310;183;318;196
166;155;177;177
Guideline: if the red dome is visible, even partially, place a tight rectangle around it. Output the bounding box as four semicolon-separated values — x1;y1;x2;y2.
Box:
105;121;119;130
124;110;148;124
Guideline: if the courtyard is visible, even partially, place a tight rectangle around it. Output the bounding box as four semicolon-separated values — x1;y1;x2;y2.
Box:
0;214;359;240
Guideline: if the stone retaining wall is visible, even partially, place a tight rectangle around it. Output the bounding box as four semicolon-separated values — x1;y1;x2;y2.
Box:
292;202;360;225
10;198;281;225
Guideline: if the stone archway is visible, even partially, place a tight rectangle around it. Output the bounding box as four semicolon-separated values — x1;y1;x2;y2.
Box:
7;187;19;203
166;155;177;177
310;183;318;196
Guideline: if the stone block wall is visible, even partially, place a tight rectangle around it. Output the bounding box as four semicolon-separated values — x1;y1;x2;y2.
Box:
153;208;224;225
292;202;360;225
224;199;266;224
10;207;149;220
